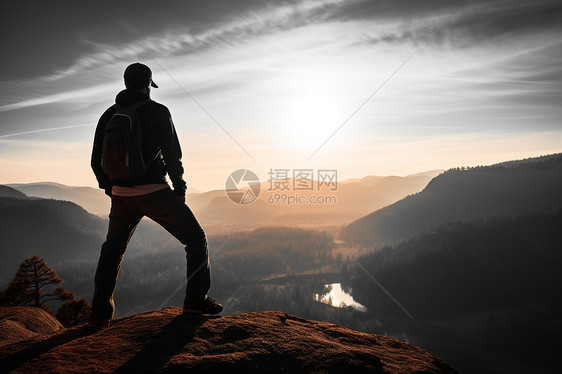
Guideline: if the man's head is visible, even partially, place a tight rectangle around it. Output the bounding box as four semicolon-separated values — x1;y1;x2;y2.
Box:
124;63;158;90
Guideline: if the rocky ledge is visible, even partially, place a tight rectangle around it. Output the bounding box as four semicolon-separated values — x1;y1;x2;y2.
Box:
0;306;459;373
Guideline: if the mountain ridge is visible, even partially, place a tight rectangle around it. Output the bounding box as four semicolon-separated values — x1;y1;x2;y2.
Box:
342;153;562;247
0;185;27;199
7;170;441;228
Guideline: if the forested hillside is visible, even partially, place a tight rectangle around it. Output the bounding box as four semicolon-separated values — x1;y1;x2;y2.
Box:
0;193;106;282
342;153;562;247
210;227;333;294
19;225;336;316
342;211;562;318
341;210;562;373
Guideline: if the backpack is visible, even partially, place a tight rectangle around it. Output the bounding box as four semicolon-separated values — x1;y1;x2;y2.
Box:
101;99;160;180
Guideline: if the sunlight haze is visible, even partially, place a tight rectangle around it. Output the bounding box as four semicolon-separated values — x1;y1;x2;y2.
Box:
1;0;560;190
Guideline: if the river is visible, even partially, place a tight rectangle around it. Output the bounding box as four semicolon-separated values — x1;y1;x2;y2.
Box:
313;283;367;311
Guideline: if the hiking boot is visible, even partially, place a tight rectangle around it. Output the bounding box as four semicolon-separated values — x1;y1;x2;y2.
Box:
87;317;111;330
183;296;223;315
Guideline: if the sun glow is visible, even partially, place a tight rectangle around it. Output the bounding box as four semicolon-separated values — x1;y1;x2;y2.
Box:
281;71;347;148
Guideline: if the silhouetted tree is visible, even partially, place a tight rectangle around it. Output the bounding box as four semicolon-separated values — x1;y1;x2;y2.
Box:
0;256;73;313
56;299;92;327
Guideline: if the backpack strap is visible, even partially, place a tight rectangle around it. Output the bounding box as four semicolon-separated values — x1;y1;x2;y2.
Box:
121;99;161;168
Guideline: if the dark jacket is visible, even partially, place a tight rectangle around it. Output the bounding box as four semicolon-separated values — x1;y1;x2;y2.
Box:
91;89;187;196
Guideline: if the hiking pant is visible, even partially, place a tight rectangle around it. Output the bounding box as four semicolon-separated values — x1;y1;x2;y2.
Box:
91;188;210;320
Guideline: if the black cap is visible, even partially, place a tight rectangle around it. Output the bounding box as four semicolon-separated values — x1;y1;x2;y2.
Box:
124;62;158;88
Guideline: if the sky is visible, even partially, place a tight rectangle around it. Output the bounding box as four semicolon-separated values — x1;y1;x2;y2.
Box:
1;0;561;191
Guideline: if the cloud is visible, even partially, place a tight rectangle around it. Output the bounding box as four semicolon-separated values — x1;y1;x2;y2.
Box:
9;0;560;105
0;0;350;115
37;0;346;81
2;0;561;189
1;0;281;80
353;0;562;48
0;83;118;113
0;124;93;139
3;0;560;82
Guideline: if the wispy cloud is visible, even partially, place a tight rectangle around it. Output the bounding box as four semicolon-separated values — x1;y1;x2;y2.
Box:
0;124;93;139
5;0;560;112
46;0;347;81
0;84;118;112
352;0;562;48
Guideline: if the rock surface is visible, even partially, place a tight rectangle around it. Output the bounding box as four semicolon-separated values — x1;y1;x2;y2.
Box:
0;307;459;373
0;306;63;347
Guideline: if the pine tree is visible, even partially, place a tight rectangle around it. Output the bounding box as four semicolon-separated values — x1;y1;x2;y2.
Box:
0;256;74;313
56;299;92;327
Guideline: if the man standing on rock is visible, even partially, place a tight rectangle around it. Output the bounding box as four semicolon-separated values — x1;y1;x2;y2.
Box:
89;62;222;329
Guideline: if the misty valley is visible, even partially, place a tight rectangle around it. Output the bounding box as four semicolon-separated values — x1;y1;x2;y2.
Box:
1;153;562;374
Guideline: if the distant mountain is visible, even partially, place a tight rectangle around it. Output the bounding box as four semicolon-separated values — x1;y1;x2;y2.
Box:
8;182;110;216
193;171;442;229
8;170;441;229
8;183;205;217
0;185;27;199
342;153;562;247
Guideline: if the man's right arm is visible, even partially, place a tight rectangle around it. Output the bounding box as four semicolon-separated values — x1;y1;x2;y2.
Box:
91;109;113;196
